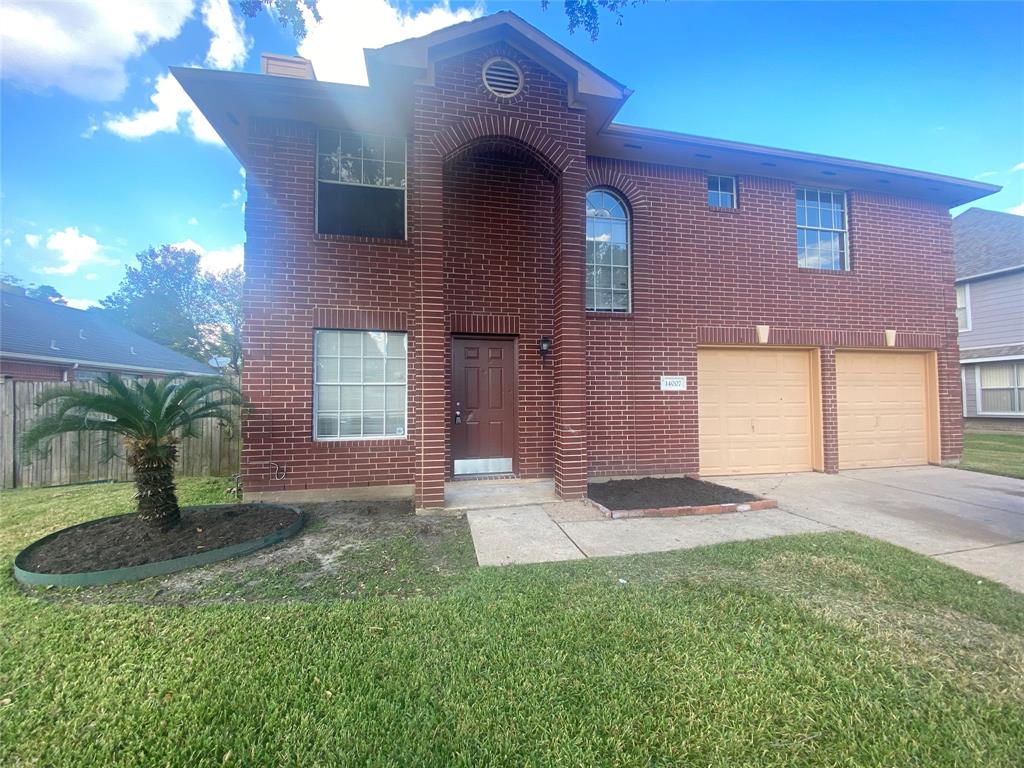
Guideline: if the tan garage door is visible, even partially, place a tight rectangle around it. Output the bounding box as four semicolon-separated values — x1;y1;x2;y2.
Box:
836;351;930;469
698;348;816;475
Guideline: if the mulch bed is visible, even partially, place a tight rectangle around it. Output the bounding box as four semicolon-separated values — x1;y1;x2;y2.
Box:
588;477;761;513
19;505;299;575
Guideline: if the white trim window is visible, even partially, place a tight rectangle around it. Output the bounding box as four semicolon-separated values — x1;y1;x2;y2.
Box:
316;129;406;239
314;330;408;439
797;188;849;271
955;283;971;331
586;188;631;312
707;175;737;208
976;362;1024;415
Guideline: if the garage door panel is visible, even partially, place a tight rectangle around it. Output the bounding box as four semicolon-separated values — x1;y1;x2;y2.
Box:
698;348;815;476
837;351;930;470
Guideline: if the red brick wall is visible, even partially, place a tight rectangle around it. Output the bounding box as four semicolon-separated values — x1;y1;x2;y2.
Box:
584;158;962;474
0;360;69;381
240;43;961;497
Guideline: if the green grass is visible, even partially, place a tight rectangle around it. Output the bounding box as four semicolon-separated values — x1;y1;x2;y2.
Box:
961;432;1024;479
2;480;1023;766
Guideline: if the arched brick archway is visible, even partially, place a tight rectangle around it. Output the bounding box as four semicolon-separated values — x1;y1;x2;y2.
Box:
412;122;589;509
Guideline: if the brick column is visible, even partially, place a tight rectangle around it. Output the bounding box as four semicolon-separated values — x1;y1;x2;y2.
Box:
819;347;839;473
937;343;963;463
413;142;447;510
552;162;588;498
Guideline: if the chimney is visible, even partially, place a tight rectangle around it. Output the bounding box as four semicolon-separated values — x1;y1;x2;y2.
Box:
261;53;317;80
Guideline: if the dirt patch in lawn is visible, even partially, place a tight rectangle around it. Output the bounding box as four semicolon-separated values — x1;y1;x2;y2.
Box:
19;505;298;574
588;476;759;512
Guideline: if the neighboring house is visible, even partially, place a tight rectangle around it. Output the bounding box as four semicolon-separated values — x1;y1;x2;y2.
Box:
953;208;1024;432
0;288;215;381
176;12;997;509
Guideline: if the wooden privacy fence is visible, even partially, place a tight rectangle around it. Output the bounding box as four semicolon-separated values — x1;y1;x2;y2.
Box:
1;380;241;489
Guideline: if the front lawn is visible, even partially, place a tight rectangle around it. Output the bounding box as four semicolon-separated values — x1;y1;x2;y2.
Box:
2;480;1023;766
961;432;1024;479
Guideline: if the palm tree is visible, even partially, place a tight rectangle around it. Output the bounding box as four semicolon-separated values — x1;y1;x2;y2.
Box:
20;375;243;531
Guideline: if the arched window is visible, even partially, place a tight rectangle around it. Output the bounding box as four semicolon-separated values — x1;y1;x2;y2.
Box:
585;189;630;312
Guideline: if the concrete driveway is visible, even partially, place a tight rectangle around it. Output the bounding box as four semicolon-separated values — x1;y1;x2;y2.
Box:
723;466;1024;591
464;468;1024;592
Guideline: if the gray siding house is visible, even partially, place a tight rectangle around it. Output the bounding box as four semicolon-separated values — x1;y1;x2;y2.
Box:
953;208;1024;431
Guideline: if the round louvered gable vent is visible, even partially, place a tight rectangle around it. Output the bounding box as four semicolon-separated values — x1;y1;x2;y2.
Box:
482;58;523;98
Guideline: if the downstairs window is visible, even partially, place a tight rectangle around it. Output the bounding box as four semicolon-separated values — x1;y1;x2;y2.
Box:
314;330;407;439
316;129;406;239
977;362;1024;414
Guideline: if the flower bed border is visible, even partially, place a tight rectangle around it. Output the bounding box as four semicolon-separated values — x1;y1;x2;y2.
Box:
13;504;304;588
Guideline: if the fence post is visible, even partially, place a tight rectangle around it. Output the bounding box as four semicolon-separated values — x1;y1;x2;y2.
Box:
1;380;14;489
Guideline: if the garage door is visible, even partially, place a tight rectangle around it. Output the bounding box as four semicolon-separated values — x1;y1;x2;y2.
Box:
836;351;930;469
698;348;816;475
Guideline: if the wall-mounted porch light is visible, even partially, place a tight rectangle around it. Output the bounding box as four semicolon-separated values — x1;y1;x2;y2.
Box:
538;336;553;359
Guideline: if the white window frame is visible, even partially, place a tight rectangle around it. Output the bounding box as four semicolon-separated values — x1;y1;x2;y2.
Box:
313;329;408;441
707;174;737;208
315;129;407;239
955;283;971;332
796;187;850;271
585;187;632;313
974;361;1024;416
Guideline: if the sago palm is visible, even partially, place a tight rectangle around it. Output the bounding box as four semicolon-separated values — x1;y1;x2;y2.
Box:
20;375;243;531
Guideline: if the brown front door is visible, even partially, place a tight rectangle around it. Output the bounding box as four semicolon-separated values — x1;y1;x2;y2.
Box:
452;337;515;475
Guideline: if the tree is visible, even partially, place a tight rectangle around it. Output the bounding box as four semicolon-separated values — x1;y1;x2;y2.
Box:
206;267;244;374
21;375;243;531
237;0;643;42
100;246;243;370
27;284;67;305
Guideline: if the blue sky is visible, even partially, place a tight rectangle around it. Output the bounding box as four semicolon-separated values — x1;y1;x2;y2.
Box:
2;1;1021;308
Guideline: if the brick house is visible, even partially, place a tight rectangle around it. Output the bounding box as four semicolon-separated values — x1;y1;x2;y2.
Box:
0;287;215;382
176;12;997;509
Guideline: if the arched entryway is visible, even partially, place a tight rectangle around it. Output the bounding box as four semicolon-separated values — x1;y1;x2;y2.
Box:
443;138;560;478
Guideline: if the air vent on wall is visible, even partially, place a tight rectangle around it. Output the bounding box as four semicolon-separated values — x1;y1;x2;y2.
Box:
483;58;523;98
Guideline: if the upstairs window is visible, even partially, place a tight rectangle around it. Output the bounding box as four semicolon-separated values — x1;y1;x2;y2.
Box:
586;189;631;312
707;175;737;208
797;188;849;271
317;129;406;239
955;284;971;331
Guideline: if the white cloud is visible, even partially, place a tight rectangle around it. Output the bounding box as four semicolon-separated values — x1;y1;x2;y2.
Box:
1013;163;1024;173
24;233;41;248
201;0;249;69
64;297;100;310
41;227;117;276
298;0;482;85
0;0;194;100
85;273;99;281
973;171;999;180
1006;203;1024;216
2;238;11;248
188;216;199;225
171;239;243;273
104;73;222;145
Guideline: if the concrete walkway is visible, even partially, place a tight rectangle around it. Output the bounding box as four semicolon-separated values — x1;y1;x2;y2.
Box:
462;468;1024;591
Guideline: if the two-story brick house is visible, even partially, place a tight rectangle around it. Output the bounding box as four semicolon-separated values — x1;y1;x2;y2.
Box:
953;208;1024;432
176;12;996;509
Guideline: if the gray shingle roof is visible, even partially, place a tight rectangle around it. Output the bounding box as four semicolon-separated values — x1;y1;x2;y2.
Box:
952;208;1024;280
0;291;215;376
960;344;1024;361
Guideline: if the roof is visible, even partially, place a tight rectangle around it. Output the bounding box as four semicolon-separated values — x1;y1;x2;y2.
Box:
0;292;216;376
961;344;1024;363
952;208;1024;281
173;11;999;209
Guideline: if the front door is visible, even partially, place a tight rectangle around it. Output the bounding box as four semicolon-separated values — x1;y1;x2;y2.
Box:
452;336;515;475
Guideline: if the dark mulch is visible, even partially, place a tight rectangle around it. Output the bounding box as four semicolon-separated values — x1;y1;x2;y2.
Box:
19;505;299;574
588;476;760;511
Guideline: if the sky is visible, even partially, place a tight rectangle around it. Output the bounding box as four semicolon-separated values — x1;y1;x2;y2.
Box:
2;0;1022;309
